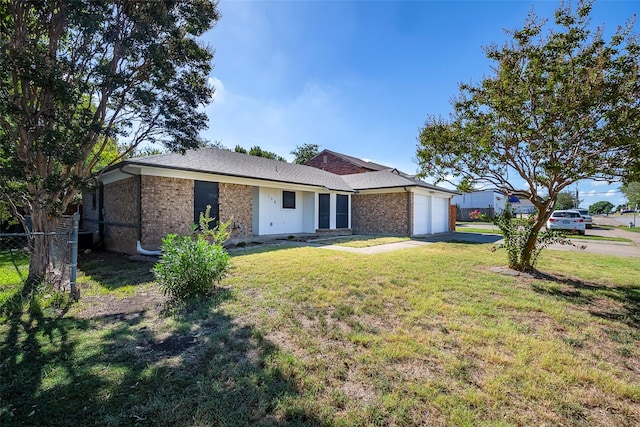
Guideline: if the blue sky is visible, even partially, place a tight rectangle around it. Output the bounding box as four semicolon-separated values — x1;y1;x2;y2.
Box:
199;0;638;208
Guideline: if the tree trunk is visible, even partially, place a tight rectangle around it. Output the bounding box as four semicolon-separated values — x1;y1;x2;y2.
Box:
516;215;549;272
26;207;61;286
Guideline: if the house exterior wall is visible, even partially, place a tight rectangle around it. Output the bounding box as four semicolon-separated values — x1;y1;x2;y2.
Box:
219;182;253;240
305;151;372;175
351;192;410;235
254;187;306;235
140;175;193;247
102;177;138;253
81;191;99;229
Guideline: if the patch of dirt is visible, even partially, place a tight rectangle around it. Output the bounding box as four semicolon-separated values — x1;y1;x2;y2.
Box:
73;289;168;319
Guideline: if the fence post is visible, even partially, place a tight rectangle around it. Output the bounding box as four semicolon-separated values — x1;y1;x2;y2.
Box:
70;212;80;301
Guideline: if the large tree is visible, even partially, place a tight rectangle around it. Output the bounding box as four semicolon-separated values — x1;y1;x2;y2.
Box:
291;143;320;164
0;0;220;284
621;181;640;209
417;0;640;271
589;200;614;215
555;190;579;210
234;145;287;162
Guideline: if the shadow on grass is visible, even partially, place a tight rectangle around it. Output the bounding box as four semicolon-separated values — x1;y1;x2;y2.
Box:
531;272;640;328
78;250;156;290
1;287;327;426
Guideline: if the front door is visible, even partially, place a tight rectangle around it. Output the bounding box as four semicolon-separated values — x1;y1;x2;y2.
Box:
318;194;330;229
336;194;348;229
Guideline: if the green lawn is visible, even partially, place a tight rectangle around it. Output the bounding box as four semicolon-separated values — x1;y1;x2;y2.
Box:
1;242;639;426
312;235;410;248
0;249;30;309
456;227;632;243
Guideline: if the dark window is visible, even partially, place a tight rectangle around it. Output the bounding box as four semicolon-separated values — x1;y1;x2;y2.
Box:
318;194;330;229
194;181;219;225
283;191;296;209
336;195;348;228
91;192;97;210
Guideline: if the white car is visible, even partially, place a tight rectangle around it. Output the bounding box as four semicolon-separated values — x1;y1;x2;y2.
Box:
547;210;586;235
570;208;592;229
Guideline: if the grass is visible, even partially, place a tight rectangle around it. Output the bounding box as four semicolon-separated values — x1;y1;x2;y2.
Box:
1;243;639;426
456;227;633;243
610;225;640;233
311;235;410;248
0;249;30;309
568;234;632;242
455;227;501;234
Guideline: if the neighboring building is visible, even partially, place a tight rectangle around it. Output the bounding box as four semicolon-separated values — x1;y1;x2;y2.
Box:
510;197;536;215
452;189;507;213
84;147;457;254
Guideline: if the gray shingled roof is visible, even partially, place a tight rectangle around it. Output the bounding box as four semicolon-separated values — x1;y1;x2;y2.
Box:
112;147;354;192
342;170;459;194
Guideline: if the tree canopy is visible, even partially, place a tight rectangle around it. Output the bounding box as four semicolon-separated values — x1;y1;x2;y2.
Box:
555;190;579;210
291;143;320;164
621;181;640;209
416;0;640;271
234;145;287;162
589;201;614;215
0;0;220;283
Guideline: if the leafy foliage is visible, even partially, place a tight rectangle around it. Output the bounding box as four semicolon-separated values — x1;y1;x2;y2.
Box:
153;234;230;302
487;206;579;271
621;182;640;208
416;0;640;270
555;190;579;210
291;143;320;164
154;205;231;302
197;205;230;246
0;0;220;283
589;201;614;215
234;145;287;162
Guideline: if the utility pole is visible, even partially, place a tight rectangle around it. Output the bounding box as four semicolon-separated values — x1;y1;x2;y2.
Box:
575;185;579;209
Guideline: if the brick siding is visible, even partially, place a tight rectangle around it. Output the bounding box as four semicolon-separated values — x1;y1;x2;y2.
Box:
305;151;373;175
140;175;193;247
219;182;253;240
351;192;410;235
81;191;99;227
102;177;137;253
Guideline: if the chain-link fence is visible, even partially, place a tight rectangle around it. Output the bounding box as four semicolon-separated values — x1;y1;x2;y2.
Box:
0;214;79;295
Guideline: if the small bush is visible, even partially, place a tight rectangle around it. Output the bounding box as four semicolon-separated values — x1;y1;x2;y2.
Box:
153;234;230;302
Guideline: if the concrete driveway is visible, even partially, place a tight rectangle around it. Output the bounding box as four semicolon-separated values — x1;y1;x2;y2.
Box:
455;219;640;258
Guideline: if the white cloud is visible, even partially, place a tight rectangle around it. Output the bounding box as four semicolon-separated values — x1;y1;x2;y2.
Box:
202;78;349;158
209;77;226;104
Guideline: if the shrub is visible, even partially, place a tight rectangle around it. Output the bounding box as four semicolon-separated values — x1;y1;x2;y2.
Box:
487;205;581;271
153;233;230;302
196;205;230;246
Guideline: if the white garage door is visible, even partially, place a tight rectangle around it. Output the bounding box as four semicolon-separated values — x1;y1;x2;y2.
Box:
431;197;449;233
413;194;430;235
